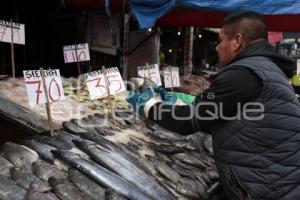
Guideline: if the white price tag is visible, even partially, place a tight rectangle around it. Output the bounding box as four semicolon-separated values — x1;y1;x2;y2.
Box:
0;20;25;45
85;67;126;100
23;69;65;106
104;67;126;95
163;67;180;88
85;70;107;100
137;64;162;86
63;43;90;63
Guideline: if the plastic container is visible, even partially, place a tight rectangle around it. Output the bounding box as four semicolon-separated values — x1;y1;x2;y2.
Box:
170;92;195;104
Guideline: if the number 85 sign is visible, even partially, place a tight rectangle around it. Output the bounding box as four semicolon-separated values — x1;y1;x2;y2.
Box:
23;69;65;106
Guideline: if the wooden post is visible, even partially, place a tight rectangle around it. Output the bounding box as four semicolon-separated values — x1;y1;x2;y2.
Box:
10;19;15;78
183;27;194;76
40;68;54;136
74;44;81;76
145;63;151;81
121;6;130;80
168;66;174;92
102;66;116;126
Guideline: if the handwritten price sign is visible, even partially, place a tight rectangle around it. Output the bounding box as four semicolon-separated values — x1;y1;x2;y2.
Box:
85;67;126;100
23;69;65;106
163;67;180;88
63;43;90;63
137;64;162;86
0;20;25;45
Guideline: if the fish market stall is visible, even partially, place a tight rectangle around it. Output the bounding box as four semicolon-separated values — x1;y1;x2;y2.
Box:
0;77;223;199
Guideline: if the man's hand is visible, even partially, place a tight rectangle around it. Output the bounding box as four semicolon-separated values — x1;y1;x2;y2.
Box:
126;88;154;116
154;86;177;105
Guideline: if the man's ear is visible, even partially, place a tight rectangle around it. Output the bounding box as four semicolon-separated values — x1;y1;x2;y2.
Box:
233;33;244;51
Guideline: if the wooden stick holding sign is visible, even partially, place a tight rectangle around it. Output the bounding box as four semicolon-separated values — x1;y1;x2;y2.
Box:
10;19;15;78
145;63;151;81
102;66;117;126
74;44;81;76
39;67;54;136
168;65;174;92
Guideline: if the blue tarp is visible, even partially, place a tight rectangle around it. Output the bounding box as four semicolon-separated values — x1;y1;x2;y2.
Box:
128;0;300;28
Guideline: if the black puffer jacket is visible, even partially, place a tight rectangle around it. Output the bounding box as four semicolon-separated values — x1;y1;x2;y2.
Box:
212;54;300;199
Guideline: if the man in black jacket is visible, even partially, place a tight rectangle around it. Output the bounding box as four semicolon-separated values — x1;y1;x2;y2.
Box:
128;11;300;200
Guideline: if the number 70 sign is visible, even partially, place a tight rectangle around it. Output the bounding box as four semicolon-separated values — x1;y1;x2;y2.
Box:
23;69;65;106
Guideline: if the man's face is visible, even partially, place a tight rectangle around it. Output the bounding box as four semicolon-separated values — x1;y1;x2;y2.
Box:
215;28;237;67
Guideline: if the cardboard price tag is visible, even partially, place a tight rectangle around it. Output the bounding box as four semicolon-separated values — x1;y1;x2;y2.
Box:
85;67;126;100
23;69;65;106
163;67;180;88
0;20;25;45
137;64;162;86
63;43;90;63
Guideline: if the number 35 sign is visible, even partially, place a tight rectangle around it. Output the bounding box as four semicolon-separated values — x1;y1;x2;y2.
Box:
85;67;126;100
23;69;65;106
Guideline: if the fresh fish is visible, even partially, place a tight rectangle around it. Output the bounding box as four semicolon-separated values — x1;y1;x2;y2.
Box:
73;139;175;200
0;156;13;176
172;153;207;169
186;132;207;152
54;131;79;147
115;111;134;125
171;140;197;151
153;160;181;184
90;114;116;129
175;179;200;199
149;144;184;154
147;130;184;142
23;140;56;162
105;189;128;200
48;177;92;200
71;118;100;135
169;162;196;179
163;178;200;199
62;121;88;135
207;170;220;181
33;135;73;150
0;174;26;200
26;182;59;200
51;150;154;200
0;142;39;167
154;151;172;162
11;166;50;190
83;116;116;136
32;160;67;181
204;135;213;155
68;168;106;199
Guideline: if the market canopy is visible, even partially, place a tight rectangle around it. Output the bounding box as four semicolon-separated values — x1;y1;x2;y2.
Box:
128;0;300;32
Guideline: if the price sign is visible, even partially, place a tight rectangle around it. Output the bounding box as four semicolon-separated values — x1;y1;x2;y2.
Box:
137;64;162;86
0;20;25;45
163;67;180;88
85;67;126;100
23;69;65;106
63;43;90;63
105;67;126;95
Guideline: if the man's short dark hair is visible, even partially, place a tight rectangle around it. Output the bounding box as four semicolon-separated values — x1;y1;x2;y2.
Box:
221;11;267;42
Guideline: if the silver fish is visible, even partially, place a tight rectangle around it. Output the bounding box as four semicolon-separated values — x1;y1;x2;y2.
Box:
23;140;56;162
68;168;106;200
52;150;154;200
105;189;127;200
32;160;67;181
11;165;50;190
0;156;13;176
0;174;26;200
0;142;39;167
74;139;175;200
26;182;59;200
48;177;92;200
